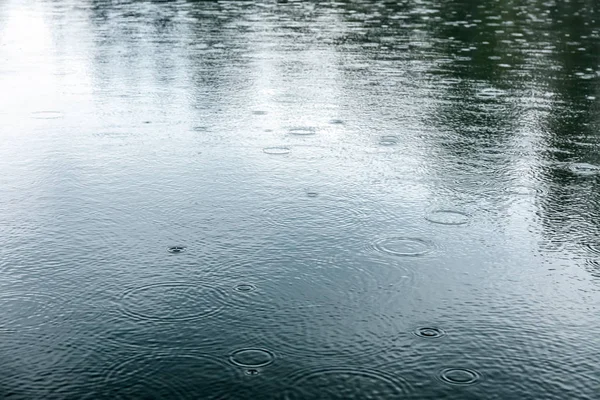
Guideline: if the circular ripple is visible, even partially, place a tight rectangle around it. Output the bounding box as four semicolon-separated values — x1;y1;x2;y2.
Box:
120;282;227;322
167;246;187;254
229;348;274;368
373;237;433;257
306;191;319;198
250;301;402;360
285;368;412;399
263;146;291;155
219;255;418;359
252;110;268;115
31;111;63;119
288;127;316;136
379;135;399;146
234;283;256;292
105;354;235;399
425;210;470;226
439;368;481;385
0;292;70;332
329;119;344;125
260;198;367;232
414;327;446;339
567;162;600;176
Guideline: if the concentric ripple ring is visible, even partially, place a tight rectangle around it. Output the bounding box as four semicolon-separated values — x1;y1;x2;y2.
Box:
105;354;235;399
425;210;470;226
263;147;291;155
414;327;446;338
439;368;481;385
373;237;433;257
285;367;412;398
229;348;275;368
120;282;227;322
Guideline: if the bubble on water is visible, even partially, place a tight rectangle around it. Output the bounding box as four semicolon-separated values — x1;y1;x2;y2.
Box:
167;246;186;254
439;368;481;385
329;119;344;125
373;237;433;257
263;147;291;155
245;368;260;376
229;348;274;368
425;210;470;226
120;282;228;322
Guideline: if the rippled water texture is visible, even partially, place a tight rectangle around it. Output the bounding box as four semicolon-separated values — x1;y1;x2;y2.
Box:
1;0;600;398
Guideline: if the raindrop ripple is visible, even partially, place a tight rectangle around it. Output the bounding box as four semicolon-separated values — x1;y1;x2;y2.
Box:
373;236;433;257
0;292;71;332
119;282;228;322
105;354;235;399
288;127;316;136
263;147;291;155
260;197;367;232
167;246;187;254
425;210;470;226
233;283;256;293
229;348;275;368
414;327;446;339
285;367;412;399
439;368;481;385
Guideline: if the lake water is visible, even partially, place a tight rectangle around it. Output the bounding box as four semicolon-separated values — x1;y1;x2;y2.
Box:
1;0;599;398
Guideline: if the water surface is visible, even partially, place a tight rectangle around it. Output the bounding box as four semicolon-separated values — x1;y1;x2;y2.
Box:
1;0;600;398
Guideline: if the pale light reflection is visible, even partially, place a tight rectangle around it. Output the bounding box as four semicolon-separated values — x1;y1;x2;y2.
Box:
0;3;58;115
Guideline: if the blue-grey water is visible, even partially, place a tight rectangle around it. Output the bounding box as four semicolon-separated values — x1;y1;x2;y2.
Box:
1;0;600;398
